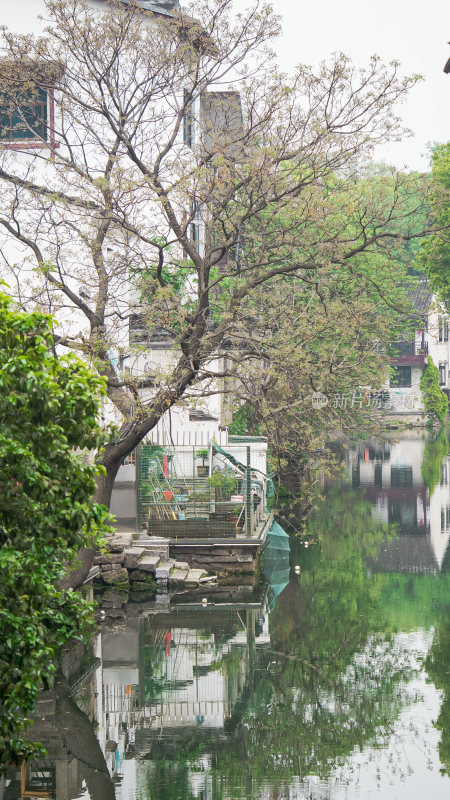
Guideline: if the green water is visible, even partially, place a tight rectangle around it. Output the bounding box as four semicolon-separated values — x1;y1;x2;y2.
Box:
4;432;450;799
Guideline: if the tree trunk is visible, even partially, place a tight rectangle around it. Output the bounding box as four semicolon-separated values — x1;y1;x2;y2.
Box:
59;458;122;590
94;458;121;508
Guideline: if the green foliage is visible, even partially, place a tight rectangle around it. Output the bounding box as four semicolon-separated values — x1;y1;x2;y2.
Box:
422;143;450;309
207;472;238;501
420;357;449;424
421;428;449;495
0;293;109;768
228;403;263;436
195;448;209;464
426;612;450;775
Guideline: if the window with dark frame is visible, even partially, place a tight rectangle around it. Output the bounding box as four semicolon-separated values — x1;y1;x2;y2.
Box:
0;84;48;142
439;317;449;342
183;88;193;148
190;222;200;253
439;362;447;386
390;365;412;388
391;466;413;488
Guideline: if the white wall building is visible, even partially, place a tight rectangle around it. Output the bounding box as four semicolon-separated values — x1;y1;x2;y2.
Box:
386;279;450;416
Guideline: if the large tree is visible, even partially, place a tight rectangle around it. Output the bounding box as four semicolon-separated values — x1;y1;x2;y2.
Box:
0;0;434;509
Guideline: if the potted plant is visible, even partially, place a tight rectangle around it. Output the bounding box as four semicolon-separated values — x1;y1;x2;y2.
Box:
196;448;209;477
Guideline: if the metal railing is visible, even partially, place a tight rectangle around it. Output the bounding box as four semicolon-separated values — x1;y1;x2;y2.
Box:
390;340;428;356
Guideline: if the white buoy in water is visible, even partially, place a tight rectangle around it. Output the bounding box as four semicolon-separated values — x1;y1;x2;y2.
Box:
294;565;301;575
202;597;208;606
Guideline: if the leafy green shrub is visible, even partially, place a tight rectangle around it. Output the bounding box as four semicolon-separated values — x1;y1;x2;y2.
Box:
208;472;238;501
420;357;449;424
0;293;109;768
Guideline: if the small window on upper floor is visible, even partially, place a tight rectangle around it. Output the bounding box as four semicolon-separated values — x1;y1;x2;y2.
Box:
0;83;48;143
439;362;447;386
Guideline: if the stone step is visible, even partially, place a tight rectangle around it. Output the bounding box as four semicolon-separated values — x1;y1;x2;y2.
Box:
123;548;146;569
135;537;170;563
185;568;207;586
155;558;176;581
169;568;189;584
173;561;190;571
137;555;161;573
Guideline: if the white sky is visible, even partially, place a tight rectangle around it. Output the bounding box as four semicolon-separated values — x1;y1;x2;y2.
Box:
233;0;450;172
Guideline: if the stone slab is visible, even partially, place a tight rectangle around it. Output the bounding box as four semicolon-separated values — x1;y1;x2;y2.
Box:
101;567;129;585
155;566;170;580
169;568;189;584
107;532;133;548
137;555;161;573
142;547;170;563
173;561;190;570
123;548;145;569
236;554;254;563
185;569;206;585
94;552;124;566
104;608;126;619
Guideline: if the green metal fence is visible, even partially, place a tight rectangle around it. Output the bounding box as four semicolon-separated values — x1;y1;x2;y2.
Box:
136;443;266;538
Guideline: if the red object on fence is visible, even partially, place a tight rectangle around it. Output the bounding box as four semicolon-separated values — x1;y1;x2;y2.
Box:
163;490;173;501
163;454;169;477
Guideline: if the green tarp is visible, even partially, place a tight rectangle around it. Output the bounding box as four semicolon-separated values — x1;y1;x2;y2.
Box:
264;521;291;605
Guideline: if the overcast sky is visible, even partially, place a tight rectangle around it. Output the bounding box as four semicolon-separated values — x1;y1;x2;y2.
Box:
233;0;449;172
2;0;448;171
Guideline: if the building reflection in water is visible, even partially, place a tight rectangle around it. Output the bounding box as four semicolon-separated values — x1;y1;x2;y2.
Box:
2;597;272;800
346;431;450;574
100;604;269;796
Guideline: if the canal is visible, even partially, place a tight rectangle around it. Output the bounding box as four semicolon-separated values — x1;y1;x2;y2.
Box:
4;430;450;800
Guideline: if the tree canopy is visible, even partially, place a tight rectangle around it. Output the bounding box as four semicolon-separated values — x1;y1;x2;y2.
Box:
422;143;450;309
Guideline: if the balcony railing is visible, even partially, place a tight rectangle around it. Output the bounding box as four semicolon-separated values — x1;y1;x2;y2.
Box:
390;340;428;357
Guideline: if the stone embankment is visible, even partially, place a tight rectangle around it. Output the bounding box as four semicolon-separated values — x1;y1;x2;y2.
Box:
93;532;259;624
93;533;209;592
93;532;258;592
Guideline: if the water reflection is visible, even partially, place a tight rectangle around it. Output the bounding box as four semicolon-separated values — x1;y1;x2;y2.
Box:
346;430;450;571
3;432;450;800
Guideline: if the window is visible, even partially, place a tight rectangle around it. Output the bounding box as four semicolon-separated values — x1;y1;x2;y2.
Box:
439;362;447;386
391;467;413;488
390;365;411;387
190;222;200;253
183;89;193;147
0;84;48;142
439;317;449;342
